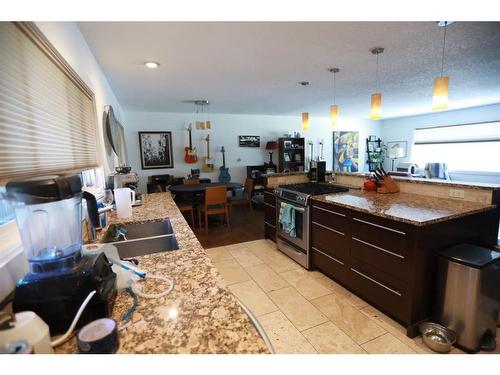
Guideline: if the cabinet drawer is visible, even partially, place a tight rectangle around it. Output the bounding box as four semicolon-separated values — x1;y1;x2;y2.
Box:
351;213;413;258
264;204;276;224
311;247;349;286
350;259;410;323
311;203;349;233
311;221;349;262
351;236;411;282
264;191;276;206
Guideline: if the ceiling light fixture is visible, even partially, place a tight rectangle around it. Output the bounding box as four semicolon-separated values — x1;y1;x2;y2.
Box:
327;68;340;127
433;21;453;111
299;81;310;131
370;47;384;120
194;100;211;129
144;61;160;69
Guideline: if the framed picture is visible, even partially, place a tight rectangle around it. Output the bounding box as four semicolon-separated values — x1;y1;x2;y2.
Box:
283;140;292;149
284;153;291;162
387;141;408;159
238;135;260;147
138;131;174;169
333;131;359;172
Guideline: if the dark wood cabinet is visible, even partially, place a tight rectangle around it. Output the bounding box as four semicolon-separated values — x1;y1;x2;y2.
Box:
311;200;498;337
278;137;305;172
263;189;276;242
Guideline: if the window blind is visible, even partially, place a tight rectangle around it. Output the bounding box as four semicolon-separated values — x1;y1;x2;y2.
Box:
414;121;500;145
0;22;98;185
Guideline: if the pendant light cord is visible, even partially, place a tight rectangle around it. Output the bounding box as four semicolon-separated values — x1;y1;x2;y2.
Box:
332;71;336;105
440;22;447;77
376;52;380;93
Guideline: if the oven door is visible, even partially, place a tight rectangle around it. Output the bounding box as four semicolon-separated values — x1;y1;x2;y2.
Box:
276;197;309;250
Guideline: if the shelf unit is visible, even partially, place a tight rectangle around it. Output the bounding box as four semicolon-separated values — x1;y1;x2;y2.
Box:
366;137;384;172
278;137;305;172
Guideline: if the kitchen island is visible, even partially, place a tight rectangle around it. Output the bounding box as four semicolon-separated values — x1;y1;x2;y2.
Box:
57;192;269;354
309;190;498;337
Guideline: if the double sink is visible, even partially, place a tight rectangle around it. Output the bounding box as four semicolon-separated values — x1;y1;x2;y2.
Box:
101;219;179;258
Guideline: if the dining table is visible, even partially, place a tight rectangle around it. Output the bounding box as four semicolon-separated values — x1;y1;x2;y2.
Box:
168;182;243;203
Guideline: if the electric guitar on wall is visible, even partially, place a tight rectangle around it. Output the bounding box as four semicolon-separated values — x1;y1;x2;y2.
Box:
184;123;198;163
218;146;231;183
201;134;215;172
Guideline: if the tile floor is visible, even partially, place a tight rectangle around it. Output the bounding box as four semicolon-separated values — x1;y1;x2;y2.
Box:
207;239;500;354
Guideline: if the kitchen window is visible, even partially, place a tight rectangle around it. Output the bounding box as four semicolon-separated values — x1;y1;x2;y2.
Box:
412;121;500;173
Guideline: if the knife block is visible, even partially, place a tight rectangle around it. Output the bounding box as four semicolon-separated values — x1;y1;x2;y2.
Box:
377;175;400;194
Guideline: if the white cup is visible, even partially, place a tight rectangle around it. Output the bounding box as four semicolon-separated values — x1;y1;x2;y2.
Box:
114;188;135;218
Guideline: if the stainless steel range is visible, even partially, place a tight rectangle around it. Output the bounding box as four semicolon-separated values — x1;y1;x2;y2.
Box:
274;182;349;269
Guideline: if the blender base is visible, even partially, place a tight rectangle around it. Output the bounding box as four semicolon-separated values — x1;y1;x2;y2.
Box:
13;253;117;336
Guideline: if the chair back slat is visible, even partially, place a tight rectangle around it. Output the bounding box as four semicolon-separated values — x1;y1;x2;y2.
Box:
184;178;200;185
205;186;228;206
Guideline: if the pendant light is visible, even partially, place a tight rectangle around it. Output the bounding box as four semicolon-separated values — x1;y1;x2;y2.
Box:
370;47;384;120
433;21;452;111
299;81;310;131
328;68;340;127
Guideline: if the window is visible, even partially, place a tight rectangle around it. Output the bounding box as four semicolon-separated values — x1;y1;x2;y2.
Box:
412;121;500;173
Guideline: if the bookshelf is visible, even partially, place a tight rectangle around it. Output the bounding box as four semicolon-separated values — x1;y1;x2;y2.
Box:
278;137;305;172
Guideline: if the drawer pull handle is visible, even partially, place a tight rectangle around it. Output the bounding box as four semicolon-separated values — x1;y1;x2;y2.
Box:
353;218;406;236
264;202;275;209
351;268;402;297
312;246;345;266
314;205;346;217
352;237;405;260
264;221;276;228
312;221;345;236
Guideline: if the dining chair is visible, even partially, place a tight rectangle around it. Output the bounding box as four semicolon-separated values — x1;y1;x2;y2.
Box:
228;178;254;224
183;178;200;185
198;186;230;235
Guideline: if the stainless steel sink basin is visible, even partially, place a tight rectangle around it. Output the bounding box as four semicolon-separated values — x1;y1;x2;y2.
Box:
110;235;179;258
101;219;179;258
102;220;174;242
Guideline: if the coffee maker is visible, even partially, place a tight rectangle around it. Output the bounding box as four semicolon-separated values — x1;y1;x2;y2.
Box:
5;175;117;335
308;160;327;182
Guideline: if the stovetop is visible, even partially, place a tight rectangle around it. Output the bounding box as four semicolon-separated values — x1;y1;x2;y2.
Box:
278;182;349;195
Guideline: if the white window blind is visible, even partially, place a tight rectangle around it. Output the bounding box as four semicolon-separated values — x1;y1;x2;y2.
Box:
414;121;500;144
0;22;98;185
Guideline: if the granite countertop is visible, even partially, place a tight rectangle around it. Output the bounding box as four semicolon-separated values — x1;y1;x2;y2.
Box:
312;190;496;226
333;172;500;191
57;192;268;354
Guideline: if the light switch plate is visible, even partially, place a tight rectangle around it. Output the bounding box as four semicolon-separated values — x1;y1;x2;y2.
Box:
449;189;465;199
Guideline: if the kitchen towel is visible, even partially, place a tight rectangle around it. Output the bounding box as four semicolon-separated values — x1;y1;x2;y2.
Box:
279;202;296;237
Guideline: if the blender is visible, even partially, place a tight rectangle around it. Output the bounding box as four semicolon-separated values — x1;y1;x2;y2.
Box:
5;175;117;335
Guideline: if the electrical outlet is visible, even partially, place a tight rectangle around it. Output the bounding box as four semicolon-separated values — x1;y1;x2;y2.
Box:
449;189;465;199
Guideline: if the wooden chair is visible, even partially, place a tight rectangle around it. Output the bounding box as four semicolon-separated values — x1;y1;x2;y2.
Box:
198;186;230;235
228;178;254;224
177;204;195;228
183;178;200;185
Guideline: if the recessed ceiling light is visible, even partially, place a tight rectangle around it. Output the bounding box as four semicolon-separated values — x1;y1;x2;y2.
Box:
144;61;159;69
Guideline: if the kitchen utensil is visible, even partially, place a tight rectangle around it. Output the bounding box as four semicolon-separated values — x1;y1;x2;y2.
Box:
419;322;456;353
5;175;117;335
114;187;136;218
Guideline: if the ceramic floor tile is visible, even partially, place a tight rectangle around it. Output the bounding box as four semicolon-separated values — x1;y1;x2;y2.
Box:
302;321;366;354
361;333;417;354
212;258;251;286
205;246;233;263
229;246;264;268
311;294;386;344
279;269;332;300
228;280;278;317
245;263;289;292
258;311;317;354
253;247;303;273
310;271;369;309
268;287;328;331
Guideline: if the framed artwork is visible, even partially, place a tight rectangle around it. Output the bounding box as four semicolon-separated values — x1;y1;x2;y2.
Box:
138;131;174;169
284;153;291;162
238;135;260;147
333;131;359;172
387;141;408;159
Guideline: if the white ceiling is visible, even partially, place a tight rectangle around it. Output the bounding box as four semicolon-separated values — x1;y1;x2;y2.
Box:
78;22;500;119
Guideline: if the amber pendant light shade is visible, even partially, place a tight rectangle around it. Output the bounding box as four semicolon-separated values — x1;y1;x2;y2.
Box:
330;104;339;127
432;76;449;110
302;112;310;131
370;93;382;120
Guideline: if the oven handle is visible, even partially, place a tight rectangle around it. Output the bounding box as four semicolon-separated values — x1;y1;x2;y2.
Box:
277;199;306;213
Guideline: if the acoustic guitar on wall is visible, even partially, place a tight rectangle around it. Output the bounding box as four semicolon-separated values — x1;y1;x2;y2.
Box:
201;134;215;172
184;123;198;163
218;146;231;183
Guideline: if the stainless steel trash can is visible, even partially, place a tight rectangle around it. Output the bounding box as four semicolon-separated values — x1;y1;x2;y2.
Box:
434;244;500;353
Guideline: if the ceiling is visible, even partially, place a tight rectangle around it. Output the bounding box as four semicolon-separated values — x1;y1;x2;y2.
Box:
78;22;500;119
